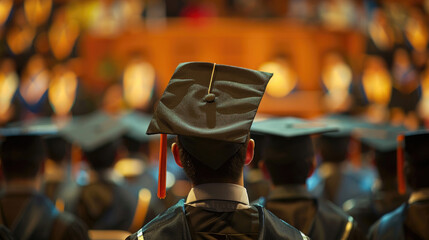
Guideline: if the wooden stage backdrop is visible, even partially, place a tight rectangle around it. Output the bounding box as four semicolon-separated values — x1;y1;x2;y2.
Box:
79;18;365;117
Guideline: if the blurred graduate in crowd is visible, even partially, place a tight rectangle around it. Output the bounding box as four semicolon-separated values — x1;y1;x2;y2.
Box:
343;124;409;235
252;117;365;240
0;124;89;240
60;112;137;231
114;111;166;227
42;132;72;204
368;130;429;240
308;115;376;207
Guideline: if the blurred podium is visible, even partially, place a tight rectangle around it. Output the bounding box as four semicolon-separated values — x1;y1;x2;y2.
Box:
80;18;364;117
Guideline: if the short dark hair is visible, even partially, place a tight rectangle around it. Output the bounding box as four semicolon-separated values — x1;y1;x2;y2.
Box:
265;156;313;185
1;135;46;180
263;135;314;185
374;150;398;190
176;137;248;185
317;135;350;163
83;141;118;170
404;153;429;190
45;136;69;164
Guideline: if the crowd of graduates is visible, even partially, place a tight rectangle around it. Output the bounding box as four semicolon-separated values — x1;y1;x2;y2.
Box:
0;0;428;240
0;64;428;239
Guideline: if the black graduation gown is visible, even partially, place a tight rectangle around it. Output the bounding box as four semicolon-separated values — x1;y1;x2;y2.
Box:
65;178;136;231
368;200;429;240
0;190;89;240
256;186;366;240
309;164;374;207
344;190;408;235
126;199;308;240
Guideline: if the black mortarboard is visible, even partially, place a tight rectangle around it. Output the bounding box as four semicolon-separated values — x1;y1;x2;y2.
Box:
0;119;59;137
119;111;156;142
316;114;369;137
251;117;338;163
354;124;407;153
60;111;127;151
147;62;272;198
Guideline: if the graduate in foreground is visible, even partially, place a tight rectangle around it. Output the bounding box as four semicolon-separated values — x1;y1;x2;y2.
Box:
127;62;309;240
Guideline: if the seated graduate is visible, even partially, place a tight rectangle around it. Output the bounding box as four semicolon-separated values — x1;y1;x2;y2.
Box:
42;135;73;204
308;115;376;207
60;112;138;231
343;124;409;235
0;127;89;240
115;111;166;227
252;117;366;240
127;62;309;240
368;130;429;240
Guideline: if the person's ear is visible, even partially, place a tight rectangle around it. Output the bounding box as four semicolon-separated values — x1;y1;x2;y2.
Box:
171;142;183;168
245;139;255;165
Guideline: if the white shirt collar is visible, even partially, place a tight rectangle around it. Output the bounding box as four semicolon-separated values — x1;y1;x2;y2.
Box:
186;183;250;205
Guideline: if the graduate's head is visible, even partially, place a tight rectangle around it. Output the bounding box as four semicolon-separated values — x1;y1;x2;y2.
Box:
172;135;254;185
316;135;350;164
44;136;69;164
374;150;398;189
83;140;119;171
60;111;128;171
1;135;46;181
356;124;406;191
263;135;314;185
251;117;337;186
146;62;272;196
403;131;429;190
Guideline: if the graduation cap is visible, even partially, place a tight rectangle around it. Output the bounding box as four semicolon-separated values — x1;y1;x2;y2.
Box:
60;111;127;151
397;130;429;194
354;124;407;153
316;114;369;137
250;117;338;164
119;111;157;142
0;119;59;137
147;62;273;198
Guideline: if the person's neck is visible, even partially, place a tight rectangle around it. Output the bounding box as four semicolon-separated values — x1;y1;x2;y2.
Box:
191;172;244;188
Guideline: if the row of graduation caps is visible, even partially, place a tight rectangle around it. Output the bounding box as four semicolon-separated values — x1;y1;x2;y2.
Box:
0;108;423;197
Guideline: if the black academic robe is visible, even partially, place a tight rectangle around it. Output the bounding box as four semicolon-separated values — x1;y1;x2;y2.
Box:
126;199;308;240
0;190;89;240
256;186;366;240
344;190;408;235
368;200;429;240
65;178;136;231
309;164;374;207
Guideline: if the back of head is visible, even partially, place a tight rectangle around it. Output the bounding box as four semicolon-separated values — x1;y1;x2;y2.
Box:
404;131;429;190
251;117;337;186
83;141;118;171
374;150;398;190
264;135;314;185
177;136;248;185
44;136;69;164
317;135;350;164
1;135;46;181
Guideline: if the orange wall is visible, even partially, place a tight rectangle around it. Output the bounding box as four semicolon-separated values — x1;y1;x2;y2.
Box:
80;18;365;117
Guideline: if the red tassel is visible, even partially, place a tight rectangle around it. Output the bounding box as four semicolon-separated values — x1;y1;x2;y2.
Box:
397;135;406;195
158;134;167;199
